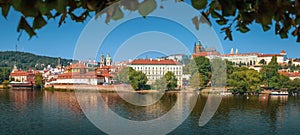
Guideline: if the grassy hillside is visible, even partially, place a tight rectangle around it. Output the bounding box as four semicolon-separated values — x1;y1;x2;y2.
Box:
0;51;74;70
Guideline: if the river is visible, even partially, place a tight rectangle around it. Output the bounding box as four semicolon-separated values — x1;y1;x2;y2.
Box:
0;90;299;135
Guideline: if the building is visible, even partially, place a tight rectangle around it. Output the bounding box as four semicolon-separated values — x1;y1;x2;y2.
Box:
291;59;300;66
220;49;287;66
128;59;183;86
191;40;219;59
9;65;38;83
221;52;259;66
48;54;114;85
279;71;300;80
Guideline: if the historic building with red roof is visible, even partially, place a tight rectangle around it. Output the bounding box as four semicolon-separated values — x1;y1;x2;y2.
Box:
279;71;300;80
48;59;114;85
128;59;183;86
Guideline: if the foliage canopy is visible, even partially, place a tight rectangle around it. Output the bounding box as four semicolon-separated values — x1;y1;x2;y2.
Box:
2;0;300;42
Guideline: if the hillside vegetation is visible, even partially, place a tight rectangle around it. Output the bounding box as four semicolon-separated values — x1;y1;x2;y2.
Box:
0;51;74;70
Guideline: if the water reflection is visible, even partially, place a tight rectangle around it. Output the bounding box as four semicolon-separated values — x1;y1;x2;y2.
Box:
0;90;299;135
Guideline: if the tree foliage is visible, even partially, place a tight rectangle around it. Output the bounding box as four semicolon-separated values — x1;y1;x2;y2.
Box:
211;57;226;87
128;68;148;90
152;77;167;90
117;67;131;84
288;78;300;93
193;56;211;86
192;0;300;42
35;72;43;88
227;68;263;94
2;0;300;42
190;72;200;89
0;68;10;83
0;51;73;70
164;71;177;90
261;56;280;88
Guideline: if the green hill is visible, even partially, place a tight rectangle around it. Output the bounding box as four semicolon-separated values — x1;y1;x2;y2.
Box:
0;51;74;70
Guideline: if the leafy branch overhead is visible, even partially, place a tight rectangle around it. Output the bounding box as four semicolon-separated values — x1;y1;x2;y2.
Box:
1;0;300;42
192;0;300;42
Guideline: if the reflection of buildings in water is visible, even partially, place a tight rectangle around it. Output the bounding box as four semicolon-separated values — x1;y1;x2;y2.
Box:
43;91;82;116
269;95;288;103
75;92;198;121
258;94;269;107
269;96;288;124
10;90;36;111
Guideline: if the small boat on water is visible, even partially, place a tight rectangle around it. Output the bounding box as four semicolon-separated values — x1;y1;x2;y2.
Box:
269;91;289;96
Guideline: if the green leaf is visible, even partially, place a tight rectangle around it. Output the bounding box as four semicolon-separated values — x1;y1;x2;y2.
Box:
262;24;271;31
36;1;49;15
218;1;236;16
56;0;68;13
1;3;10;18
11;0;23;11
238;25;250;33
112;7;124;21
192;16;199;30
211;10;222;18
122;0;138;11
138;0;157;17
279;29;288;39
69;11;88;22
295;17;300;25
33;15;47;29
17;16;36;38
216;19;227;25
192;0;208;10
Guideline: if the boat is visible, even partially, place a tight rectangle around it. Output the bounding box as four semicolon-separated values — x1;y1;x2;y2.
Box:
269;91;289;96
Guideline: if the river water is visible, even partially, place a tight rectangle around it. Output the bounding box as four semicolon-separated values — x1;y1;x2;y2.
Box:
0;90;299;135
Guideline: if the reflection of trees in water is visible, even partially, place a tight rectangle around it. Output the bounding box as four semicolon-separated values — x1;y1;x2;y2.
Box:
196;95;289;134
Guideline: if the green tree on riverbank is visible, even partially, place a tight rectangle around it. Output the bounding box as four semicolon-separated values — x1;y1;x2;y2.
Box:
0;68;10;83
288;78;300;94
117;67;131;84
128;69;148;90
35;73;43;89
152;77;167;90
164;71;177;90
227;68;263;94
193;56;211;87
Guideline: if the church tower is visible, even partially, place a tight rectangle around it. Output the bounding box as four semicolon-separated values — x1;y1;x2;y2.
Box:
230;48;234;54
100;53;105;68
193;40;203;53
106;53;112;66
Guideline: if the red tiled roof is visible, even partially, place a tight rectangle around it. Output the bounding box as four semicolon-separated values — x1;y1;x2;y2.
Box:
58;72;97;79
281;50;286;53
221;52;260;57
192;52;220;57
258;54;282;57
130;59;182;65
67;63;87;69
293;59;300;62
279;72;300;77
10;71;28;76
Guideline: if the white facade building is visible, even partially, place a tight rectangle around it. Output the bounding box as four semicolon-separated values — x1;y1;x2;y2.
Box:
128;59;183;86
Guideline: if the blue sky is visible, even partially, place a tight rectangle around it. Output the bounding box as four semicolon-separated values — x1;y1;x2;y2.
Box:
0;1;300;61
